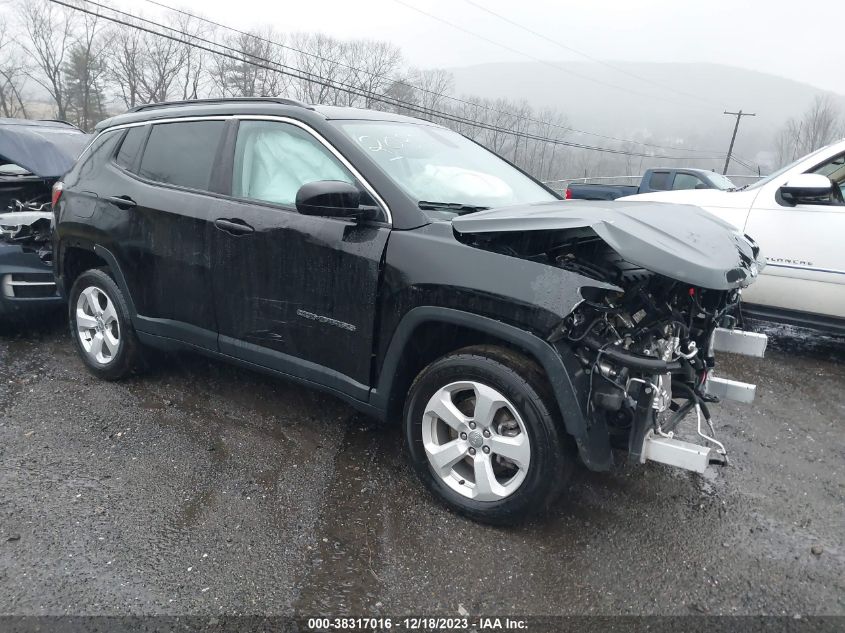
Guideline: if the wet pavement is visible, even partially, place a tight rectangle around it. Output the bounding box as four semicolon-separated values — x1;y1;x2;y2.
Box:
0;316;843;616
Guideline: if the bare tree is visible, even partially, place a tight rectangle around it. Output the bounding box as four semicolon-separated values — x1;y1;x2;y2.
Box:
530;107;569;181
776;94;844;165
209;28;287;98
0;18;29;117
16;0;76;119
289;33;354;105
174;13;211;101
7;3;578;180
409;68;453;117
106;21;143;109
382;74;417;115
136;27;188;103
344;40;403;108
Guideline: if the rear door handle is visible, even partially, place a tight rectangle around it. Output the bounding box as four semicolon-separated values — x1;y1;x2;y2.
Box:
105;195;136;210
214;218;255;236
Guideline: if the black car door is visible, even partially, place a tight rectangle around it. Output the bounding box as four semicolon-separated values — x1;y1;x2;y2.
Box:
106;119;227;348
211;118;390;400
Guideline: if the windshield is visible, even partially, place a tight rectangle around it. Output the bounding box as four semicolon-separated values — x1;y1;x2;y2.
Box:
743;145;834;191
333;120;558;213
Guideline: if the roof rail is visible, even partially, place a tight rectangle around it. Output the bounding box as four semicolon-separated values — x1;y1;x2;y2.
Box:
129;97;313;113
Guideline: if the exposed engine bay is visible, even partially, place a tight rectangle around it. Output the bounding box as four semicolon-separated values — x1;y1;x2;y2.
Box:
452;200;768;472
0;200;54;264
0;158;56;263
562;264;737;467
0;119;90;268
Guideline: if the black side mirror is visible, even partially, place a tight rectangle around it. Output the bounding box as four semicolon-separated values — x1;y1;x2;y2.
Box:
778;174;835;205
296;180;372;219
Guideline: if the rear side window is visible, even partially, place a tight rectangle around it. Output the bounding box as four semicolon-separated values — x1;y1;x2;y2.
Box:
114;126;146;170
138;121;225;191
648;171;671;190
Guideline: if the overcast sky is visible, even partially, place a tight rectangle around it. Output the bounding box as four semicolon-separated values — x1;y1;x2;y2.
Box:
115;0;845;95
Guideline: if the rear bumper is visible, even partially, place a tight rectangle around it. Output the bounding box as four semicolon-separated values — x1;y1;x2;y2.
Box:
0;245;62;318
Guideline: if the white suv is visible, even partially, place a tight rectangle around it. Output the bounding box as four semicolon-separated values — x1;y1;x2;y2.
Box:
622;139;845;334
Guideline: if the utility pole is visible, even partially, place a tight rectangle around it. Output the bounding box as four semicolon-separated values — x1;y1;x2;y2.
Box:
722;110;756;174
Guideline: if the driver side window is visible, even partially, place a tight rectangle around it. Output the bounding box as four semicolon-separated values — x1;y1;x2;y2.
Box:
232;120;356;207
810;152;845;204
672;173;705;190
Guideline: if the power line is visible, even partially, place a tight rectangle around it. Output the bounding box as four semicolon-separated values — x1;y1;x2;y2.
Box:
392;0;719;115
51;0;729;161
138;0;728;157
728;154;759;174
459;0;723;108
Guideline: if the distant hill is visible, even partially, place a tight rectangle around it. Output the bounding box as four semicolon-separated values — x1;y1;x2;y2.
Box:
448;61;845;172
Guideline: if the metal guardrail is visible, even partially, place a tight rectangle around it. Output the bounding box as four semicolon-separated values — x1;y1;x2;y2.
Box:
544;176;640;185
543;174;763;189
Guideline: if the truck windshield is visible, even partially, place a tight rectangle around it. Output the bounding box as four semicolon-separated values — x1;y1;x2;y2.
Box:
743;145;834;191
332;120;558;213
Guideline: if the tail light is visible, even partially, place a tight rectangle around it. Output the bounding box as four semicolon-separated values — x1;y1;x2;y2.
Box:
51;181;63;208
564;187;573;199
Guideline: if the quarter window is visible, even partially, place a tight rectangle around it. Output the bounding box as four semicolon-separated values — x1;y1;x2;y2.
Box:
114;126;146;171
232;120;355;207
138;121;225;191
75;130;121;181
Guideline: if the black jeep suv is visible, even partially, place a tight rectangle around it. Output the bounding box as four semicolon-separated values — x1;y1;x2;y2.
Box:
53;98;766;523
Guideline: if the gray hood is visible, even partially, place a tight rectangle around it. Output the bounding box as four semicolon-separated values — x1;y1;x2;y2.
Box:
452;199;764;290
0;118;90;178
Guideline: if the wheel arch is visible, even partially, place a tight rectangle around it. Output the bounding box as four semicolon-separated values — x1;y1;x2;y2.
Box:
60;243;138;322
372;306;613;471
60;246;108;290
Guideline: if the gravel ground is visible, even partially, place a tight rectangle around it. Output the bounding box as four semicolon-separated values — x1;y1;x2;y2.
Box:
0;316;842;617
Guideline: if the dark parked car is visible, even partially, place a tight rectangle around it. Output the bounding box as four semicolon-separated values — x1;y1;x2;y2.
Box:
0;118;89;320
54;98;766;524
566;168;737;201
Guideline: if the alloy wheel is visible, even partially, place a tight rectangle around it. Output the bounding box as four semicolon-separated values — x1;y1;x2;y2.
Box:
76;286;121;365
422;381;531;501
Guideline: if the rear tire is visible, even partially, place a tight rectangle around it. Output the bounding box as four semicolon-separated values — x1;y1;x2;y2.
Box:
68;269;143;380
404;345;575;525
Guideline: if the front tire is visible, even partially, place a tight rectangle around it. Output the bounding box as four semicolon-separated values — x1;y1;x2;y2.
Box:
68;269;142;380
404;345;575;525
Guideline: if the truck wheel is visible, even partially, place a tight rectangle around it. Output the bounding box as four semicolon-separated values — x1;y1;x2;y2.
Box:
68;269;143;380
404;345;575;525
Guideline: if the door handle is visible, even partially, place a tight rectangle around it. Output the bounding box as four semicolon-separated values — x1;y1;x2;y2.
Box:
105;195;136;210
214;218;255;236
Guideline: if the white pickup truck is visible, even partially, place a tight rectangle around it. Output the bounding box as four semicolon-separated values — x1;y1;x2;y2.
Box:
622;139;845;334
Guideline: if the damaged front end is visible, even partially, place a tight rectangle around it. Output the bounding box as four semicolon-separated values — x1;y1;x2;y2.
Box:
558;268;762;472
453;199;767;473
0;204;59;313
0;119;88;317
0;206;54;264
